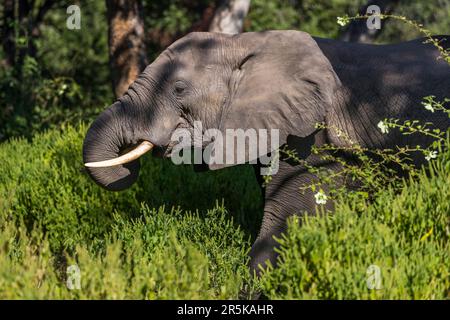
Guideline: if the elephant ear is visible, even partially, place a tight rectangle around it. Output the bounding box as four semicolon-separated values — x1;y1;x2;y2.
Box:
207;30;341;170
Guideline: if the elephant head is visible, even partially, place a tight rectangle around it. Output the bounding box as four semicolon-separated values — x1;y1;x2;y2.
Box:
83;31;340;191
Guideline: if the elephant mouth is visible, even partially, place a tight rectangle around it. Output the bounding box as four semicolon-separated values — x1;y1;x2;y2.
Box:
84;120;198;168
162;140;178;158
151;141;176;158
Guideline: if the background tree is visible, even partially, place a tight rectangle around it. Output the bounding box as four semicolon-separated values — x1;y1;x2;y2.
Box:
106;0;148;98
142;0;249;54
0;0;448;141
1;0;58;68
209;0;250;34
2;0;15;67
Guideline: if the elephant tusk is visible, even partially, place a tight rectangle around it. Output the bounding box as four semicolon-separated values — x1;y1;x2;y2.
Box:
84;141;154;168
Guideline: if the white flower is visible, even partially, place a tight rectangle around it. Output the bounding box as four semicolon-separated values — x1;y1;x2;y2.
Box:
423;103;435;112
337;16;349;27
314;191;328;205
425;150;438;161
377;121;389;134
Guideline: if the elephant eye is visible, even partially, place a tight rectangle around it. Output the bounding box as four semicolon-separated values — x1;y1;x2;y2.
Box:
174;81;188;96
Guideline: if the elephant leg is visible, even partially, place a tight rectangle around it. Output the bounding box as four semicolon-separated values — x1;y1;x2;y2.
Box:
249;157;341;277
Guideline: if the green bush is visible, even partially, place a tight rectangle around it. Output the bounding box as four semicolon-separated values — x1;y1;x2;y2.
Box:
247;0;367;38
261;145;450;299
0;124;262;251
0;55;105;141
0;124;449;299
0;205;250;299
0;124;261;299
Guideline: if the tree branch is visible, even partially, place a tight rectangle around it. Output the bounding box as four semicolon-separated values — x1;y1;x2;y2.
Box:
339;0;400;43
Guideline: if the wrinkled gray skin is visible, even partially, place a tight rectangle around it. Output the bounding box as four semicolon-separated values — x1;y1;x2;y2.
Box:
83;31;450;278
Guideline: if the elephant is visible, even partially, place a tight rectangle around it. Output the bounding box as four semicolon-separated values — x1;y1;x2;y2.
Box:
83;31;450;279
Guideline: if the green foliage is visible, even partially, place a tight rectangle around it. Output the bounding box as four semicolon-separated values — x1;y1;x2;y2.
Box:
262;117;450;299
144;0;211;33
146;2;193;33
260;150;450;299
1;0;449;141
142;0;212;59
247;0;450;40
0;124;261;298
376;1;450;43
0;205;250;299
246;0;300;31
37;1;112;104
0;1;111;141
0;56;87;140
0;124;449;299
247;0;366;38
0;124;262;251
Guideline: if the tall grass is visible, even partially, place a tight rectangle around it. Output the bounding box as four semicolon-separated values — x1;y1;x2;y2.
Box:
261;142;450;298
0;125;448;299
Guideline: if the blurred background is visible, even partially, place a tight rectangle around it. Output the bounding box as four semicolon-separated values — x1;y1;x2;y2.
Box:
0;0;449;142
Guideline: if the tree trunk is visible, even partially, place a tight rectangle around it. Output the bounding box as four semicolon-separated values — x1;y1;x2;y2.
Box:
2;0;16;66
1;0;56;68
189;1;217;33
17;0;32;66
106;0;148;98
209;0;250;34
339;0;400;43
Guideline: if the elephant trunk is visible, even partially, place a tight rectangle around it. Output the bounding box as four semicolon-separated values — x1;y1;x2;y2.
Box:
83;53;177;191
82;100;148;191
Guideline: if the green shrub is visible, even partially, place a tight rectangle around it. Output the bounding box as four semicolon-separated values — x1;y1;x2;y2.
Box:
0;124;261;299
0;205;250;299
0;124;449;299
260;145;450;299
0;124;262;251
